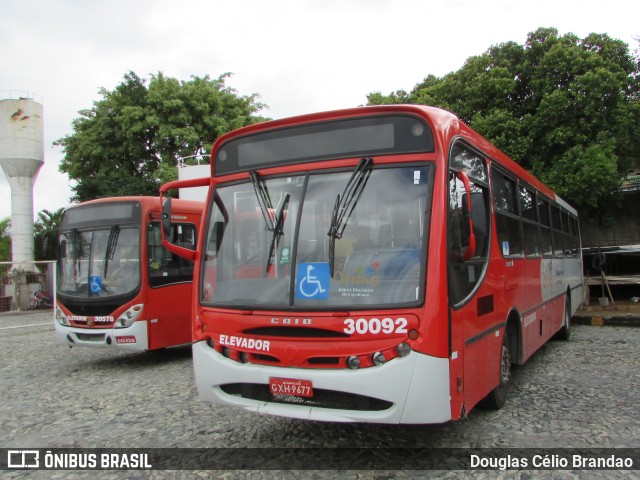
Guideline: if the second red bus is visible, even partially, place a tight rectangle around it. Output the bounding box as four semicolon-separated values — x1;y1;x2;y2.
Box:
55;196;202;351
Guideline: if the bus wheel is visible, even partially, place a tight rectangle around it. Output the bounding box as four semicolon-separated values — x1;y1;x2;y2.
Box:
554;294;571;341
479;329;511;410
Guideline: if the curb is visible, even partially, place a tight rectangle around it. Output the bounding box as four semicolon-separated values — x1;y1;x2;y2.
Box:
573;315;640;328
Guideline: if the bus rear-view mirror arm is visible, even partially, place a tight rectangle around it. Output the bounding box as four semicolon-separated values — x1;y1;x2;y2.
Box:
159;176;210;261
456;170;476;261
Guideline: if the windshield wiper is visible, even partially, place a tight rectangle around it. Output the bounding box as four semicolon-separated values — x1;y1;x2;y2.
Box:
266;193;290;273
250;171;275;232
327;157;373;276
104;224;120;277
250;171;290;273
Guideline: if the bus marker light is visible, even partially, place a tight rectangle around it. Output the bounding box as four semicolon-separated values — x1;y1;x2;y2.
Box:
206;338;215;349
347;356;361;369
408;329;419;340
222;347;232;358
372;352;386;366
397;342;411;357
240;352;249;364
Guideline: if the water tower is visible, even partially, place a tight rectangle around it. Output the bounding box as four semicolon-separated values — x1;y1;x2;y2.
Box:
0;92;44;308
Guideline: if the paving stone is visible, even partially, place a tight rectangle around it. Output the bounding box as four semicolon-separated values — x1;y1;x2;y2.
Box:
1;311;638;479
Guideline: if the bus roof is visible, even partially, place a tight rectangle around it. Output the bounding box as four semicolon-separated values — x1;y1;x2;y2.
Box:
66;196;203;212
212;105;571;211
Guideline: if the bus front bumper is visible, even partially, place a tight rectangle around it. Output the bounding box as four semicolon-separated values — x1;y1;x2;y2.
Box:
54;321;149;351
192;340;452;424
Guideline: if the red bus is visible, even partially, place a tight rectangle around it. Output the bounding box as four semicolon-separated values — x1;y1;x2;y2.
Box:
55;196;202;351
161;105;583;423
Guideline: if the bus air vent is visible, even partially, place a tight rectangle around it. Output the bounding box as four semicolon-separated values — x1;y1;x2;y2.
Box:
251;353;280;363
75;333;106;342
308;357;340;365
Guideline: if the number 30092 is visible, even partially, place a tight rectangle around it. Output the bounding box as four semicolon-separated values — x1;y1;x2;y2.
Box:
343;317;408;335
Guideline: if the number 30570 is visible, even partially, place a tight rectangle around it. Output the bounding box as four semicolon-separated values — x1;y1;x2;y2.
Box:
343;317;408;335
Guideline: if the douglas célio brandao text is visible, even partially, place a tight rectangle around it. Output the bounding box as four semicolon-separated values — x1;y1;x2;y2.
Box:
470;453;634;470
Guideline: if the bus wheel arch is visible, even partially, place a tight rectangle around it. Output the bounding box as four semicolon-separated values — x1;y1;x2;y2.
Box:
506;310;523;365
479;311;519;410
554;288;571;341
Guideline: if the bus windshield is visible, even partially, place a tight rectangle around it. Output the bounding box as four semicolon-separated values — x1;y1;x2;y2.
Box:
58;226;141;299
58;201;143;299
202;164;432;309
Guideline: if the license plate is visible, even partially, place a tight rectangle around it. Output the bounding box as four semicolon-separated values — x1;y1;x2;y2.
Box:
269;377;313;397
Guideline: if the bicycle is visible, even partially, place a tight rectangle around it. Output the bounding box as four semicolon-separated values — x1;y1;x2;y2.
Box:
27;290;53;309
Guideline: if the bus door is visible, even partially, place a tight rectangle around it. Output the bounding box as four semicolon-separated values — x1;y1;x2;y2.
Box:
519;185;544;351
447;143;492;411
146;220;197;349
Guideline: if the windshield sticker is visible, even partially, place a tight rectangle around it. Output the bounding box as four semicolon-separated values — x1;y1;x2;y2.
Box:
89;276;103;295
365;261;381;276
334;265;380;298
414;170;421;184
279;247;291;264
296;263;330;300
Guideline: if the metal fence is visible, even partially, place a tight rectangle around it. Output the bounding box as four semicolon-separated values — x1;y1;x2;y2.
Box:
0;261;55;313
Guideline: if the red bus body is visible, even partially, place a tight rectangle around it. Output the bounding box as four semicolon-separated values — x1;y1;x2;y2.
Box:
55;196;202;351
163;106;583;423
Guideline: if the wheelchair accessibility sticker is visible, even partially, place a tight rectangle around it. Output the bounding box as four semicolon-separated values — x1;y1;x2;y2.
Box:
89;276;103;295
296;263;330;300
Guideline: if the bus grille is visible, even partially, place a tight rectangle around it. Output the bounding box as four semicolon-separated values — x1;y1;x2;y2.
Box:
65;304;121;317
220;383;393;411
75;333;106;342
242;327;349;338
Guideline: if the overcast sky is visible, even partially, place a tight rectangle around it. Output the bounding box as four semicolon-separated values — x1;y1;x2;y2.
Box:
1;0;638;222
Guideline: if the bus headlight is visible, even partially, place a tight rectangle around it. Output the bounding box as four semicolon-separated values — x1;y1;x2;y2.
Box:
372;352;386;366
397;342;412;357
56;307;70;326
347;356;361;369
114;304;143;328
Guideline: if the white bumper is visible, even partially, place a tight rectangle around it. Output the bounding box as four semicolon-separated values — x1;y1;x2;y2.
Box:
54;320;149;351
193;341;451;424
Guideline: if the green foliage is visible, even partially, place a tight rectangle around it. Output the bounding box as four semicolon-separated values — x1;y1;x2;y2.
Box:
0;217;11;277
367;27;640;219
33;208;65;261
0;217;10;276
56;72;268;202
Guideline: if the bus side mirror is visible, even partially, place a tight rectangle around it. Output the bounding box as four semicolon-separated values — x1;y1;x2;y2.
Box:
161;197;173;243
456;170;477;261
59;240;67;259
468;192;487;238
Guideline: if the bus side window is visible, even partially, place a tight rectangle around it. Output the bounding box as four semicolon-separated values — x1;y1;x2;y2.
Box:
148;222;196;287
492;170;523;257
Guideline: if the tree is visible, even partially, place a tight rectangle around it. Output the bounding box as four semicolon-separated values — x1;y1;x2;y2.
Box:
0;217;10;277
367;28;640;218
33;208;65;261
56;72;268;202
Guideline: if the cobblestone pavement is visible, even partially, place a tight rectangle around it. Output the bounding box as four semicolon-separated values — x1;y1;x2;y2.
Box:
1;311;639;479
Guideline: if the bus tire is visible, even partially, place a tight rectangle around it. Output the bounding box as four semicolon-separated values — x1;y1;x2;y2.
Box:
554;293;571;341
479;328;511;410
